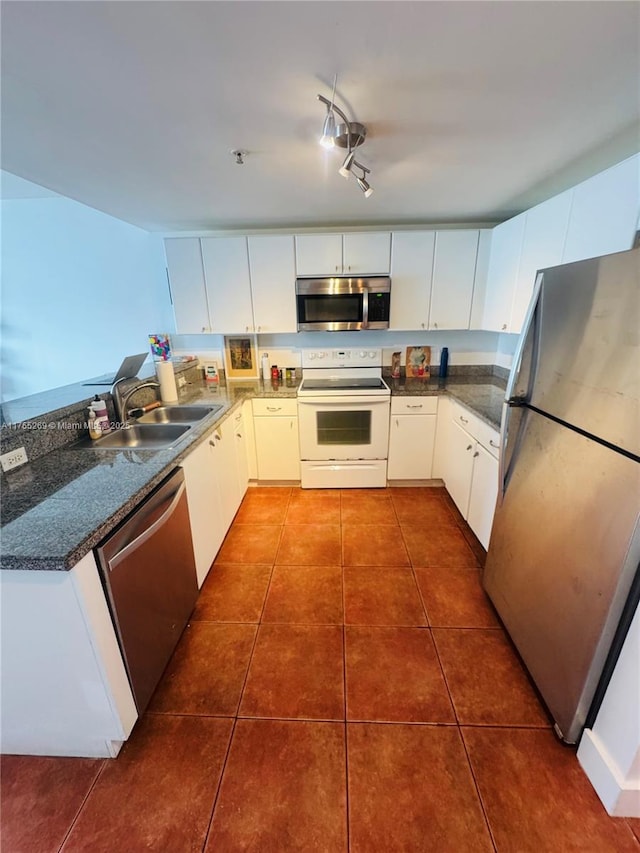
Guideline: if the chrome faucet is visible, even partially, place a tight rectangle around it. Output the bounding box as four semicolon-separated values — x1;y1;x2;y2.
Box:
112;378;160;425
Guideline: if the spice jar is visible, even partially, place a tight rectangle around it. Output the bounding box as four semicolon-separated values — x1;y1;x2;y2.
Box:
271;365;279;381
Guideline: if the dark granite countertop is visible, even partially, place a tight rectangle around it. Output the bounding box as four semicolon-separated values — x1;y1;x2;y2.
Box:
0;373;504;573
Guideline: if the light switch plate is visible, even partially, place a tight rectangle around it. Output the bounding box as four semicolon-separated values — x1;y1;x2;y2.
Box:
1;446;28;472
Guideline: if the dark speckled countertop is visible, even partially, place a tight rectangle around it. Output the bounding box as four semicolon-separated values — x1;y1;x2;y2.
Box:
0;374;504;572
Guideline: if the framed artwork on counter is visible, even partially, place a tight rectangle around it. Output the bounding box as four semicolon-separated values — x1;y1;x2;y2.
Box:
224;336;259;380
405;345;431;378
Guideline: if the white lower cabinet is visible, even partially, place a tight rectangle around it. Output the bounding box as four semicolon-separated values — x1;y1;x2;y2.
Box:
387;396;438;480
443;401;500;549
252;398;300;480
182;410;248;586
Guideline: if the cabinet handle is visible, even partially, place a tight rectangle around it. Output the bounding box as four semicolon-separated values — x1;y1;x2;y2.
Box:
395;418;399;427
236;433;242;439
460;416;469;424
473;451;480;458
267;406;282;412
406;404;423;409
245;326;250;332
466;444;473;451
335;265;340;272
202;326;207;333
347;265;351;271
257;325;261;333
490;439;499;448
433;322;438;329
502;324;507;330
421;322;425;329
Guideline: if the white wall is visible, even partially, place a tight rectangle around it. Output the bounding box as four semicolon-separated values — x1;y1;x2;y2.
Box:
578;606;640;817
1;188;173;401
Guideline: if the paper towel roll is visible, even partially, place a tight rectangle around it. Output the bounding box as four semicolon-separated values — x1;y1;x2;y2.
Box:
156;360;178;404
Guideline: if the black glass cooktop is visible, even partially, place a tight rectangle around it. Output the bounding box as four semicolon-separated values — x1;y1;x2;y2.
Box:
300;377;387;391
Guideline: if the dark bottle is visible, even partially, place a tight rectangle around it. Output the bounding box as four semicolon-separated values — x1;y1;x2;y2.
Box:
439;347;449;379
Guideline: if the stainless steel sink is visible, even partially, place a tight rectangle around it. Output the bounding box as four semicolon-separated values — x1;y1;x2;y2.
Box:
136;404;221;424
83;423;192;449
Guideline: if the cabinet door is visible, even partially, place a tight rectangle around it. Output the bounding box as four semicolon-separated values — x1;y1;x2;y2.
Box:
232;408;249;495
429;230;479;330
469;230;493;330
211;416;243;530
387;414;436;480
432;396;451;480
467;441;499;550
444;420;475;517
482;214;525;333
248;235;297;333
254;416;300;480
510;190;572;333
563;155;640;264
295;234;343;276
201;237;253;334
343;232;391;274
181;437;225;587
164;238;210;334
389;231;435;330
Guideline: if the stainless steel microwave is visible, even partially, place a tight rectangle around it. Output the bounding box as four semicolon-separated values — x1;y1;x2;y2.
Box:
296;276;391;331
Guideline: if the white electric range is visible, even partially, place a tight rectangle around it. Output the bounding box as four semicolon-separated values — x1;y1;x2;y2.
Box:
297;348;391;488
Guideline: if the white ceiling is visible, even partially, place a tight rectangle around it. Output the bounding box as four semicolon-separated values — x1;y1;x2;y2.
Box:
1;1;639;232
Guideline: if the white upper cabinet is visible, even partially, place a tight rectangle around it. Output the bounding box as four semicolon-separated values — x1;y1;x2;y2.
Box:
482;214;525;333
342;232;391;274
562;155;640;264
247;235;297;333
200;236;253;334
164;238;210;334
295;234;343;275
429;230;481;330
389;231;435;330
510;190;572;333
295;232;391;276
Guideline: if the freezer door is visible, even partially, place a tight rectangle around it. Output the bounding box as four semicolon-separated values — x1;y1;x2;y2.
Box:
529;249;639;457
484;410;640;743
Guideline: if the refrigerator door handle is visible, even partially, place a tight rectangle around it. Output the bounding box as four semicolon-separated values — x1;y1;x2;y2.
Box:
498;272;544;500
506;271;543;404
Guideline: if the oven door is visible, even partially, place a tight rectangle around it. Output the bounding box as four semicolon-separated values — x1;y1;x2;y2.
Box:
298;396;390;460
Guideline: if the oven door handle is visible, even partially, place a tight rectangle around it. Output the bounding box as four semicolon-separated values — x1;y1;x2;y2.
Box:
297;396;390;407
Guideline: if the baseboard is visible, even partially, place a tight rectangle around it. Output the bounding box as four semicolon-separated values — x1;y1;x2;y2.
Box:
577;728;640;817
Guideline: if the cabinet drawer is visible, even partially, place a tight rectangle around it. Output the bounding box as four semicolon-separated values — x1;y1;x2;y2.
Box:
390;396;438;415
252;398;298;417
450;399;500;458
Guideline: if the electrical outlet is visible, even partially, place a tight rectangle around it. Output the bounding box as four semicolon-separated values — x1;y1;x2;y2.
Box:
177;375;186;388
1;446;29;472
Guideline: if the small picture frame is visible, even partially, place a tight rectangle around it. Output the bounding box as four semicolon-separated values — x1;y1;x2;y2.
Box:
224;336;258;380
405;345;431;378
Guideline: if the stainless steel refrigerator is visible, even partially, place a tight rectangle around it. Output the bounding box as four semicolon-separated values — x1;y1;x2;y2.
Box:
483;247;640;744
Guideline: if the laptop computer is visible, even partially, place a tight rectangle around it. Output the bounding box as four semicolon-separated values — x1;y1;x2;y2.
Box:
82;353;148;386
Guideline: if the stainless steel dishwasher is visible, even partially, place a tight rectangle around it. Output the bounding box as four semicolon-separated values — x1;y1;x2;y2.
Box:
95;468;198;714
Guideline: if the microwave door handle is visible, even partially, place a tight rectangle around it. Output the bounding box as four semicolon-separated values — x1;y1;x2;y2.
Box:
362;289;369;329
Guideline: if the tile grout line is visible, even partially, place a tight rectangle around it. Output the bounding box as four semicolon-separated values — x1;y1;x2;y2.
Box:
340;491;352;853
56;759;107;852
199;494;287;853
457;726;500;853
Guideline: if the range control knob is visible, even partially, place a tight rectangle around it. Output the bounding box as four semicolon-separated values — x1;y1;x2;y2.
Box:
368;351;377;359
308;352;316;360
318;351;326;359
359;351;367;358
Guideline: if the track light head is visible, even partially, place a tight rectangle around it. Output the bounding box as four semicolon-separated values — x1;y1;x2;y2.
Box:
357;175;374;197
339;150;356;179
319;108;336;149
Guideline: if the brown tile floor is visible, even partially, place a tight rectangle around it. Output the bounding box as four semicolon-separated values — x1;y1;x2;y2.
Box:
2;486;638;852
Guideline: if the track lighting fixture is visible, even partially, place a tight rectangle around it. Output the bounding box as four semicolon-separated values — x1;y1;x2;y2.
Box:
317;76;374;198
